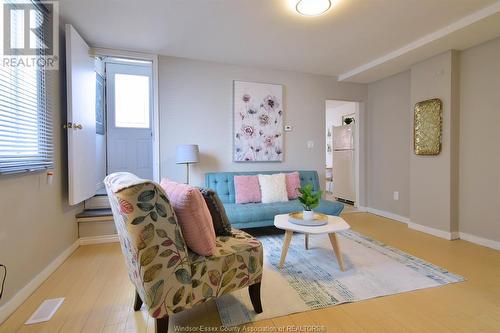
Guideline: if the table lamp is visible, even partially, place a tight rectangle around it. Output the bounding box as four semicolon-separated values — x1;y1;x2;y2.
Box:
176;144;199;184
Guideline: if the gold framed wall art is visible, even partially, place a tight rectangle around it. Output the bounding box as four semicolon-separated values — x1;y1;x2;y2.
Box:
414;98;442;155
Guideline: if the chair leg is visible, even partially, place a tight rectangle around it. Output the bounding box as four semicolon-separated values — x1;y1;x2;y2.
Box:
248;282;263;314
134;290;143;311
155;316;169;333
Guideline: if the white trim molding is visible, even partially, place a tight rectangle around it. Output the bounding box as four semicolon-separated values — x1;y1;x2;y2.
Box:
0;240;80;324
365;207;410;224
407;222;459;241
459;232;500;251
79;234;119;246
364;207;461;241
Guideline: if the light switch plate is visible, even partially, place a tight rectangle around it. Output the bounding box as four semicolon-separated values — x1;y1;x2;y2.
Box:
307;141;314;149
393;191;399;201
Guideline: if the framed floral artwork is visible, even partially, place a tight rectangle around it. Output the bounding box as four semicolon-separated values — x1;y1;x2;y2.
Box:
233;81;284;162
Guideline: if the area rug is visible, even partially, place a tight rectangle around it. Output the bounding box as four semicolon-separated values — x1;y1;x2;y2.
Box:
215;230;464;326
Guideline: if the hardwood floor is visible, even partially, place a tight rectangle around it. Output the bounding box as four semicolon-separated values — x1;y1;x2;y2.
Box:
2;212;500;332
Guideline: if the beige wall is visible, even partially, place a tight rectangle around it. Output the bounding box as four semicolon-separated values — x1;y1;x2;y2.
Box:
459;37;500;242
409;51;459;234
366;71;411;217
158;56;367;191
0;36;81;309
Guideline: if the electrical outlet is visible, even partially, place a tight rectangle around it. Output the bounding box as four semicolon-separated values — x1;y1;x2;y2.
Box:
393;191;399;201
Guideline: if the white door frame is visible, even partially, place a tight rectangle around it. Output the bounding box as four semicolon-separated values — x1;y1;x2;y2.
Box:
90;47;160;182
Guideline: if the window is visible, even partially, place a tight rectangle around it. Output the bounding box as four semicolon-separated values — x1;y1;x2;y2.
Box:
0;1;52;174
114;73;150;128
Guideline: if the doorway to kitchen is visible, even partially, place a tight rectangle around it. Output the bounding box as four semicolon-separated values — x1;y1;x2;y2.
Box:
325;100;360;208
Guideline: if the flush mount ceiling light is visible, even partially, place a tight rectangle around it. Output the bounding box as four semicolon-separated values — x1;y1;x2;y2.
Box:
295;0;332;16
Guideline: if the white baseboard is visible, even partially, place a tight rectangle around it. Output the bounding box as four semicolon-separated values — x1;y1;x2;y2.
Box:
79;234;119;246
363;207;461;241
365;207;410;224
407;222;459;240
459;232;500;251
0;240;80;325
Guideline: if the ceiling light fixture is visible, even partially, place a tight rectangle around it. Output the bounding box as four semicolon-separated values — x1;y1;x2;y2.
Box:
295;0;332;16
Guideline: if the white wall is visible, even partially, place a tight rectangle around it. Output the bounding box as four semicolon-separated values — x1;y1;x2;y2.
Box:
366;71;411;217
0;33;81;309
409;51;459;235
459;37;500;243
158;56;367;188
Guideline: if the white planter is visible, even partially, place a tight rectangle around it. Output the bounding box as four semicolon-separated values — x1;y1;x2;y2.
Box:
303;210;314;220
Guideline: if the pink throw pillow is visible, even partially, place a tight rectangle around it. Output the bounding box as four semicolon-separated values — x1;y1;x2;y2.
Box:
234;175;261;204
160;179;216;256
286;172;301;199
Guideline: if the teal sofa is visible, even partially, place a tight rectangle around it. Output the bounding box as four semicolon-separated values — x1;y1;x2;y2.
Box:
205;171;344;229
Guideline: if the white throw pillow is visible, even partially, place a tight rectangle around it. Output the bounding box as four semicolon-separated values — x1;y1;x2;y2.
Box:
258;173;289;204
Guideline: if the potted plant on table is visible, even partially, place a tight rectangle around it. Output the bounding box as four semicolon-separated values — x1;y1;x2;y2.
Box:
297;184;323;220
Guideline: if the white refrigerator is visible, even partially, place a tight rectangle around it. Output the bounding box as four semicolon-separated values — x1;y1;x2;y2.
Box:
332;124;355;203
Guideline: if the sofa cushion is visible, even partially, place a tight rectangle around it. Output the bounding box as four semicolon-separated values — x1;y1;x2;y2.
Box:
258;173;288;204
285;171;301;199
199;188;233;237
234;175;261;204
223;199;344;225
160;179;216;256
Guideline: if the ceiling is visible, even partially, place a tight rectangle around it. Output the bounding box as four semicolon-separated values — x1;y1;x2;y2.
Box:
59;0;500;83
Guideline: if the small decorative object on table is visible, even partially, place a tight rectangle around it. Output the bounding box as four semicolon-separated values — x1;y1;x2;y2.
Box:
297;183;323;220
288;211;328;226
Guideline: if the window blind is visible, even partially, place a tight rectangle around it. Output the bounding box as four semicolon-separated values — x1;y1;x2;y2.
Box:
0;1;53;174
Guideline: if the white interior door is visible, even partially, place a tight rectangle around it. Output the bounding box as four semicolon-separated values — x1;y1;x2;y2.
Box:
66;24;96;205
106;62;153;179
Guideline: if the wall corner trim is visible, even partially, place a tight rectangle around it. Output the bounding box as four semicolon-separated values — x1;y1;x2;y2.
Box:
459;232;500;251
0;240;80;325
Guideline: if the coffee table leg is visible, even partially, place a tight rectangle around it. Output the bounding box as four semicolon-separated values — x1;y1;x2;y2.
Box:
305;234;309;250
328;233;346;271
279;230;293;268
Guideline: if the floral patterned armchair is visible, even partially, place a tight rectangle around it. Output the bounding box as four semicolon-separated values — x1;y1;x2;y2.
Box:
104;173;263;332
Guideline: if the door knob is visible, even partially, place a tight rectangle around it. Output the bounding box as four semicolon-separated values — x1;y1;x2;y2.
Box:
73;123;83;130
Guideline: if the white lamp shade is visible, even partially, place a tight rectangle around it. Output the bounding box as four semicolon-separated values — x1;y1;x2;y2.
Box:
176;144;199;164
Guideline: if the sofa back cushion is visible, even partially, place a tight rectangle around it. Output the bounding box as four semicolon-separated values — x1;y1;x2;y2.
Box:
160;179;216;256
285;171;301;199
205;170;320;204
258;173;289;203
234;175;261;204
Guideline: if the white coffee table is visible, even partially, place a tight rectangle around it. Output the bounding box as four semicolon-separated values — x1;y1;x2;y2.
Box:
274;213;350;271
